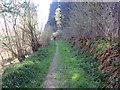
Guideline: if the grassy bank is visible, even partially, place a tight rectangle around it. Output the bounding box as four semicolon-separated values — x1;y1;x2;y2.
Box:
56;40;106;88
2;41;56;88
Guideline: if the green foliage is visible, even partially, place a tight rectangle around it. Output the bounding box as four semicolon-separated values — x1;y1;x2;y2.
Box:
2;41;56;88
0;35;16;47
0;2;20;15
2;36;15;41
89;37;110;53
56;40;106;88
0;0;37;16
72;47;106;87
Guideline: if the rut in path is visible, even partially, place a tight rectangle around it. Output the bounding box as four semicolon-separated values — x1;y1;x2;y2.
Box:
42;42;59;88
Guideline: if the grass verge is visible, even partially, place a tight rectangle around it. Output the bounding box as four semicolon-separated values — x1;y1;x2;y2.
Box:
2;41;56;88
56;40;106;88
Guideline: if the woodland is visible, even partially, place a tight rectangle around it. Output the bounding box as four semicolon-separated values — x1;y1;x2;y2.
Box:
0;0;119;88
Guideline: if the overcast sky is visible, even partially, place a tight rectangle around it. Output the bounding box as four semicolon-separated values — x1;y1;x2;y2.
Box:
32;0;52;31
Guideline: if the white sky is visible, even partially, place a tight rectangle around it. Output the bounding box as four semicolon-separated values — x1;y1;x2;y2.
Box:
33;0;52;31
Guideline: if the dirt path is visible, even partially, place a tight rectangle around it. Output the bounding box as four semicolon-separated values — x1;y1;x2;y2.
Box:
42;42;59;88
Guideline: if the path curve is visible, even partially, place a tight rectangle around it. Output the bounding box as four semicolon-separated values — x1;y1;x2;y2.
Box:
42;42;59;88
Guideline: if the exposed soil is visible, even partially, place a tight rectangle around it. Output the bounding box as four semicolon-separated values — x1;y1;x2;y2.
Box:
42;42;59;88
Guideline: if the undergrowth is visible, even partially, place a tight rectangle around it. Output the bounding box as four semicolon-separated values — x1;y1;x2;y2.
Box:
2;41;56;88
56;40;106;88
78;37;119;88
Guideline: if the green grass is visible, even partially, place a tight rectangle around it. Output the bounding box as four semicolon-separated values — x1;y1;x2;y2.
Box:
2;41;56;88
56;40;106;88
